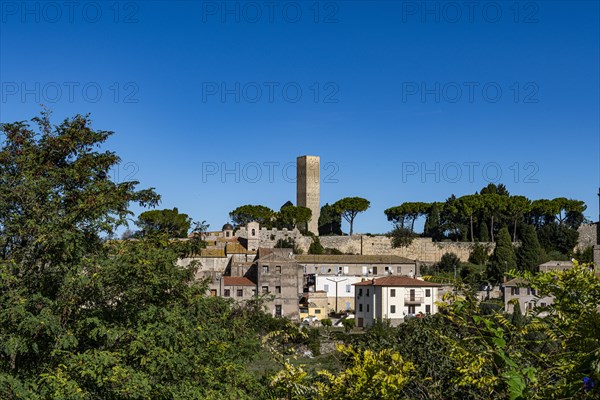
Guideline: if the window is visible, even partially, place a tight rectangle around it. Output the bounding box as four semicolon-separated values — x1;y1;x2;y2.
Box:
237;289;243;297
362;266;368;275
390;305;396;313
275;305;282;317
366;304;369;312
390;289;396;297
426;305;431;313
397;266;402;273
262;286;269;294
210;289;217;297
407;305;416;314
359;304;363;312
251;228;256;236
372;266;378;275
385;266;390;273
425;289;431;297
321;266;326;273
343;266;349;274
252;289;257;295
366;289;370;296
511;287;520;296
276;265;281;273
224;289;231;297
315;309;321;314
528;302;533;310
540;302;547;307
358;288;363;296
225;231;230;237
276;286;281;294
346;302;351;310
263;265;269;273
346;284;351;293
324;284;329;292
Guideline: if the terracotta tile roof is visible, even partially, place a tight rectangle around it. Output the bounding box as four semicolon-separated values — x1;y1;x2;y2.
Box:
223;276;256;286
295;254;415;264
353;276;440;287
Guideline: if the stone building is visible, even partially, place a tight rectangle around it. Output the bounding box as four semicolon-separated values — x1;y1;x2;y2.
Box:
255;249;304;319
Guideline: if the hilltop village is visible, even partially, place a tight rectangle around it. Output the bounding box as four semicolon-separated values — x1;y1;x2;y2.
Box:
169;156;600;327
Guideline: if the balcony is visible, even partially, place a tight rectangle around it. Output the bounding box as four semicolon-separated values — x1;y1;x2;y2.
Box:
404;295;423;304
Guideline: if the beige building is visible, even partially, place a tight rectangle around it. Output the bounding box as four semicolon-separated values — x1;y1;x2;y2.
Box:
354;276;441;328
299;291;329;321
222;276;256;301
254;248;304;319
503;278;554;314
503;260;575;314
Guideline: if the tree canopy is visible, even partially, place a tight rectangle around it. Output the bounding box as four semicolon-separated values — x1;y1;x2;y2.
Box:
135;207;191;237
229;204;275;227
333;197;370;236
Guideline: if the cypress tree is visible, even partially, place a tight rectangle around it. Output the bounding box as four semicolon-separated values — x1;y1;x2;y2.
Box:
424;202;443;241
479;221;490;242
517;224;542;273
488;227;517;283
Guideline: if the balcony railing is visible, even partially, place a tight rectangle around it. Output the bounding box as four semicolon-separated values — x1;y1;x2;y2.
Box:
404;295;423;304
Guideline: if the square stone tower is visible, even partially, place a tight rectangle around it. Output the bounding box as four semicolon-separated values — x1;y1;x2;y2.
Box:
297;156;320;235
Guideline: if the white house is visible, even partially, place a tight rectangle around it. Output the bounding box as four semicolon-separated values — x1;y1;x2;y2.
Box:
354;276;441;327
314;275;364;313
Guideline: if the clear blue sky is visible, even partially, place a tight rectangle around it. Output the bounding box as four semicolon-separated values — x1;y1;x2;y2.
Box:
1;1;599;234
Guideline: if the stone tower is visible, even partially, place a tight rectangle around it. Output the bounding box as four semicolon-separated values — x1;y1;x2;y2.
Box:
296;155;320;235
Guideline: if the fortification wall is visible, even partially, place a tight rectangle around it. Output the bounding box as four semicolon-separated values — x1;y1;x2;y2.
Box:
312;236;495;264
577;223;598;250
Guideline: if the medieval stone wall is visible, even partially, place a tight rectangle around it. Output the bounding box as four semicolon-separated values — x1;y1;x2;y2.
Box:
302;236;495;264
576;223;598;250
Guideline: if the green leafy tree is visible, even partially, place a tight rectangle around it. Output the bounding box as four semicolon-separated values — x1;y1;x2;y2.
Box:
516;224;542;272
229;204;275;227
457;195;486;242
436;252;461;274
135;207;191;237
468;243;490;266
388;226;416;248
489;227;517;283
384;202;430;232
308;236;324;255
479;221;490;242
318;203;342;236
278;204;312;230
333;197;370;236
506;195;531;241
424;202;444;241
0;112;281;399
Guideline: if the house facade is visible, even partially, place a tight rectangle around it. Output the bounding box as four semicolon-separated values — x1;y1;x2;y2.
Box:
503;260;575;314
353;276;441;327
297;254;418;313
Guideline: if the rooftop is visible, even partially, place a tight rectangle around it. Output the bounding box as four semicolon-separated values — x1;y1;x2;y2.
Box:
353;276;440;287
295;254;415;264
223;276;255;286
